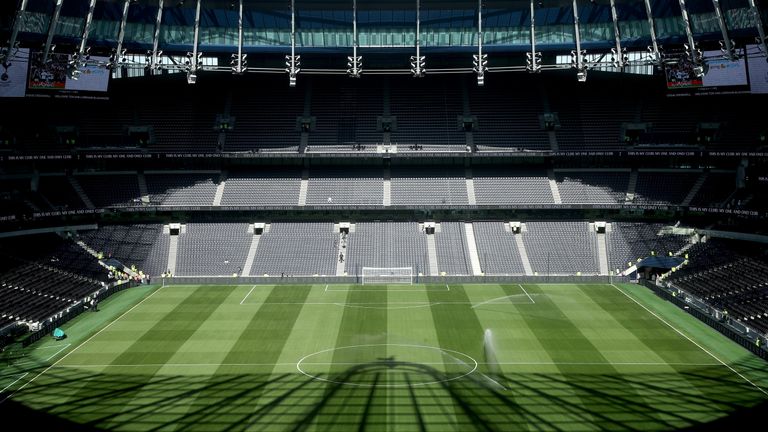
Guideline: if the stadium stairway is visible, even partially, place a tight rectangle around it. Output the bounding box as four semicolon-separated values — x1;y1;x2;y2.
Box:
426;233;439;276
547;169;562;204
241;231;262;277
298;169;309;206
548;130;559;151
383;168;391;206
465;168;477;205
213;171;227;206
464;223;483;275
68;176;95;210
514;233;534;276
682;171;709;206
167;235;178;276
596;232;610;275
137;172;149;203
336;231;347;276
626;169;638;203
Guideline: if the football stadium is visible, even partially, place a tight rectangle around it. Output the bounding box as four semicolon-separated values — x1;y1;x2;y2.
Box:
1;1;768;430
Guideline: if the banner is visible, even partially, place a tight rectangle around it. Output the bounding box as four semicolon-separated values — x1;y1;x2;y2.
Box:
0;48;29;98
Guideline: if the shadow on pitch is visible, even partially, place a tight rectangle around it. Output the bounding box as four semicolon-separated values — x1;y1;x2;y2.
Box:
1;357;766;431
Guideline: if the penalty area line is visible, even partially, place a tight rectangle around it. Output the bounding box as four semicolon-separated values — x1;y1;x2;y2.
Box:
518;284;535;304
610;283;768;398
0;285;166;406
239;285;258;305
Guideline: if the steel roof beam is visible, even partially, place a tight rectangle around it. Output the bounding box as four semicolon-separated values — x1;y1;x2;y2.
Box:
609;0;626;69
149;0;164;71
748;0;768;57
678;0;704;76
3;0;29;65
43;0;64;63
712;0;737;60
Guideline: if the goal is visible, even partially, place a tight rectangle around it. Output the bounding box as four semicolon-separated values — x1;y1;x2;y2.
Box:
361;267;413;285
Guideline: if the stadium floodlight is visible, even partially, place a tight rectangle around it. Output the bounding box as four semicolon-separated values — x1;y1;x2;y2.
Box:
684;43;705;77
611;47;628;69
526;0;542;74
410;55;426;77
526;52;542;73
347;56;362;78
472;53;488;86
286;54;301;87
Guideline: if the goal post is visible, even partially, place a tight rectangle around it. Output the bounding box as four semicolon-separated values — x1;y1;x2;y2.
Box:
361;267;413;285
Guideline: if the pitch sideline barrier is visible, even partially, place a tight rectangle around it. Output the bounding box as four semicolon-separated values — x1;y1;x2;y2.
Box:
161;275;630;285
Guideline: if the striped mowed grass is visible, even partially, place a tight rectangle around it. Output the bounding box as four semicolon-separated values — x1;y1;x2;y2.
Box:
2;283;767;431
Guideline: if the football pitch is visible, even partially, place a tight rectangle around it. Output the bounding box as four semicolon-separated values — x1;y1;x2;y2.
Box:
2;282;768;431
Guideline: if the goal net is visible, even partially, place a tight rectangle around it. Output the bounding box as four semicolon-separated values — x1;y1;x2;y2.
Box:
361;267;413;285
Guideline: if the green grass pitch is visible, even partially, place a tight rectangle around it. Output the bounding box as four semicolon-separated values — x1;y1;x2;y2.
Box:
2;283;768;431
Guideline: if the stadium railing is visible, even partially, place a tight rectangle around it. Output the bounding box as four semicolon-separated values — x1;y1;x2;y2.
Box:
640;280;768;361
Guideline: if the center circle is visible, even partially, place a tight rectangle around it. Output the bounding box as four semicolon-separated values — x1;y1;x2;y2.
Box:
296;343;478;387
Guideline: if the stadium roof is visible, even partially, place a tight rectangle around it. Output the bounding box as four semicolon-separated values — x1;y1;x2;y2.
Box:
2;1;767;82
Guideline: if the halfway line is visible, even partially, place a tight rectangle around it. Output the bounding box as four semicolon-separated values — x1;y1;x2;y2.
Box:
52;361;723;368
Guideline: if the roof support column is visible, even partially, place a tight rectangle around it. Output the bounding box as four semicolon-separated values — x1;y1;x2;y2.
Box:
186;0;202;84
410;0;425;77
526;0;541;72
70;0;97;78
148;0;164;72
712;0;737;60
472;0;487;85
643;0;661;65
748;0;768;58
571;0;587;81
678;0;704;76
231;0;246;74
2;0;29;65
609;0;627;69
110;0;133;69
286;0;300;86
347;0;361;77
43;0;64;63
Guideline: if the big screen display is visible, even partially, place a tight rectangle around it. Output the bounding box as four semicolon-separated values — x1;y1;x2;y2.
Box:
27;51;109;94
0;48;30;98
666;49;748;92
